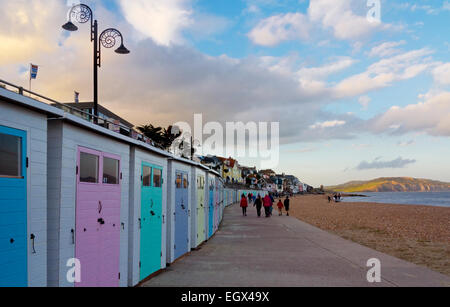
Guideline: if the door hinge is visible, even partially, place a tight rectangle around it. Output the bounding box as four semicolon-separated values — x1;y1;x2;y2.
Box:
139;261;141;268
174;244;176;249
118;273;121;280
26;157;29;168
161;252;162;257
76;166;79;175
120;172;123;180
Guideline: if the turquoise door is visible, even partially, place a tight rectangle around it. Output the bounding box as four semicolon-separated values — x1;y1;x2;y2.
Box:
140;163;163;280
0;125;27;287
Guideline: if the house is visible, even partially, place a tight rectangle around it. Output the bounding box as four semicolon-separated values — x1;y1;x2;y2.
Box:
217;157;243;184
61;102;135;136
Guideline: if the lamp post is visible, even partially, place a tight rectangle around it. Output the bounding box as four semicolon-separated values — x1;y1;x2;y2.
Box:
62;4;129;124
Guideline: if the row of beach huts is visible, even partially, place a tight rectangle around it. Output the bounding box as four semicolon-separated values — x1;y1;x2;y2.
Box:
0;86;267;287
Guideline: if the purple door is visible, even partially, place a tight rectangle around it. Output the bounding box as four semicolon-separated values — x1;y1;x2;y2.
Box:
75;147;121;287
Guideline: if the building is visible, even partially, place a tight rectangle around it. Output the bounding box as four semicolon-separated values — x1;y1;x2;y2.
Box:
62;102;135;136
217;157;243;184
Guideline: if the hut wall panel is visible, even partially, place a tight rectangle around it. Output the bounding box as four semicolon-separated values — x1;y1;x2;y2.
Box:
0;100;48;287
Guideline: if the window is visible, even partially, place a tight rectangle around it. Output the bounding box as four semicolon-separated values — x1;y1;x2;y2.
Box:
197;176;203;189
176;174;182;188
103;157;120;184
183;174;188;189
0;132;22;178
153;168;162;188
143;166;151;187
80;152;99;183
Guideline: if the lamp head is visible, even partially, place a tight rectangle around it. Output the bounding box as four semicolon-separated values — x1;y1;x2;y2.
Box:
62;21;78;32
115;43;130;54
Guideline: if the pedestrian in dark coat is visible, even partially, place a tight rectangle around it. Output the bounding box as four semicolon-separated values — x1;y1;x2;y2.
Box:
284;196;290;216
254;195;263;217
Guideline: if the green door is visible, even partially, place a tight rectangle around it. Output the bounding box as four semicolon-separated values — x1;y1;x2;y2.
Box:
196;175;206;245
140;163;163;281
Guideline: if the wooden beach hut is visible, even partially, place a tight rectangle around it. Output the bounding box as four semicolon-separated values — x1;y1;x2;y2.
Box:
128;145;171;286
0;87;59;287
166;157;194;264
46;109;133;287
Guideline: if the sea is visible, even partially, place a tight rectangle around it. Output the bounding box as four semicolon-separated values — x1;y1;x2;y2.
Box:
343;192;450;208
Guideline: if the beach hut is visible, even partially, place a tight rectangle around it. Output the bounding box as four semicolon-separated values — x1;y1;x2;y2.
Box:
190;164;207;249
127;145;170;286
206;171;215;239
166;157;193;263
0;87;59;287
46;112;132;287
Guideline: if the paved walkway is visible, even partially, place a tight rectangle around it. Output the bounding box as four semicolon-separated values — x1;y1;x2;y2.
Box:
143;203;450;287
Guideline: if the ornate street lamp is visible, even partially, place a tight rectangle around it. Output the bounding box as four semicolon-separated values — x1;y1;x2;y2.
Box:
62;4;130;123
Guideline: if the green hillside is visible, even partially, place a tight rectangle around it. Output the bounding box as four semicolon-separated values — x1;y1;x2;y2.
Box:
327;177;450;193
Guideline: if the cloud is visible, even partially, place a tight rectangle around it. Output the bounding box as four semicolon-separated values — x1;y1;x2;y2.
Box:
371;92;450;137
118;0;193;46
310;120;346;130
356;157;417;170
333;48;435;98
247;12;310;47
397;140;415;147
248;0;395;46
368;41;406;58
432;63;450;86
358;95;371;109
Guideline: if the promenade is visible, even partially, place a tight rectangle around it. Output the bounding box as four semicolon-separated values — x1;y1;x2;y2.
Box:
143;203;450;287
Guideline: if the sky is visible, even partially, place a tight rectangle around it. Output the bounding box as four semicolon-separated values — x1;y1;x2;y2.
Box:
1;0;450;186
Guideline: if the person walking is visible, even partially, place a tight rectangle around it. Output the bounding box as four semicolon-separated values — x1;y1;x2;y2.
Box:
240;194;248;216
254;195;263;217
269;193;274;216
277;199;284;216
284;196;290;216
263;194;272;218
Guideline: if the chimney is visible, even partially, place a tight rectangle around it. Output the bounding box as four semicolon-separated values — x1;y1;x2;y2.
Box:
74;91;80;103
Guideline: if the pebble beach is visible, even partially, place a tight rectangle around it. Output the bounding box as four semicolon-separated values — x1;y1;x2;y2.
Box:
288;195;450;276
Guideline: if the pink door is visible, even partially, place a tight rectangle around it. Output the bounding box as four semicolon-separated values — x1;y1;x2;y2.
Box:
75;147;121;287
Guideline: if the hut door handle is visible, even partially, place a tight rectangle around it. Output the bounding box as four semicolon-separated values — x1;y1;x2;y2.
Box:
98;201;103;214
30;234;36;254
162;215;165;224
71;229;75;244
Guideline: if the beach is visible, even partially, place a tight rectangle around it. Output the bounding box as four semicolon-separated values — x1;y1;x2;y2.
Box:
287;195;450;276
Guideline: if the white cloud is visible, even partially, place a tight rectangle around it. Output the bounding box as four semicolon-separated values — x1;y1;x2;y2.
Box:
432;63;450;86
310;120;346;130
371;92;450;137
248;0;396;47
368;41;406;58
118;0;193;46
334;48;435;98
358;95;371;109
247;12;310;47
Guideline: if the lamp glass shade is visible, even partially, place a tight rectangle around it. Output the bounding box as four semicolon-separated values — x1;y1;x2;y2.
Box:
115;43;130;54
62;21;78;32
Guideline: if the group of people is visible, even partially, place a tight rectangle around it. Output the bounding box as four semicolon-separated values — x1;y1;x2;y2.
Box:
240;193;290;218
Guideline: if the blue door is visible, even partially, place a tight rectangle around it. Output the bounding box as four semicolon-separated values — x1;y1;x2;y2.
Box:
0;125;27;287
174;171;189;259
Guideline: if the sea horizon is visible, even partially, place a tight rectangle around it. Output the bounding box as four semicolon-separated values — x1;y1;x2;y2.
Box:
343;191;450;208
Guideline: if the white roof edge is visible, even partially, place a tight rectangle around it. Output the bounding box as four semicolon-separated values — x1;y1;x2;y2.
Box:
0;87;64;116
1;87;173;158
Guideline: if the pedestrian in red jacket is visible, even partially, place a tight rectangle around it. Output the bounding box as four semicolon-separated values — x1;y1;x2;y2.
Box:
263;194;272;218
277;199;284;216
240;194;248;216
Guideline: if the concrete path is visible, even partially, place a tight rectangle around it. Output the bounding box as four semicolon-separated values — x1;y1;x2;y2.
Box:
143;204;450;287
